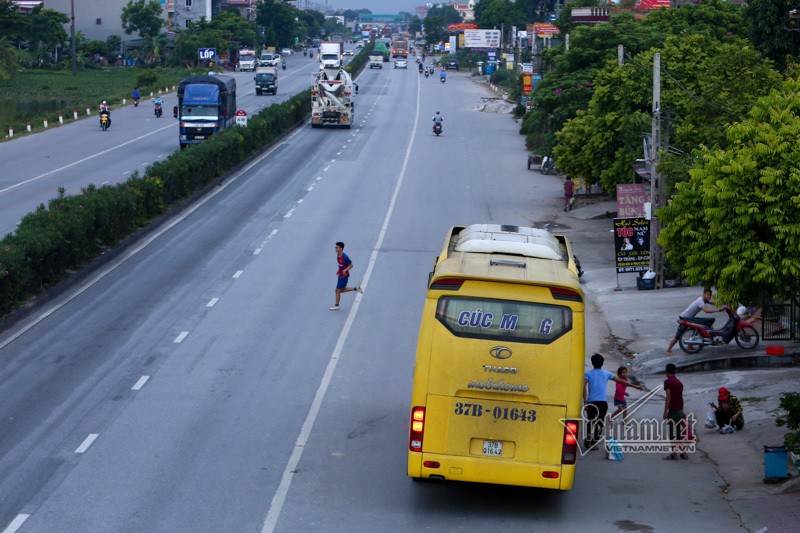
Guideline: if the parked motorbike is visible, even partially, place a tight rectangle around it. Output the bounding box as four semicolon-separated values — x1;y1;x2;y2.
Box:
99;110;111;131
678;305;759;354
154;102;163;118
433;122;442;136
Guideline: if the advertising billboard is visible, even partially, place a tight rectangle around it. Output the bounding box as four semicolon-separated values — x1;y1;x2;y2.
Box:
463;29;501;48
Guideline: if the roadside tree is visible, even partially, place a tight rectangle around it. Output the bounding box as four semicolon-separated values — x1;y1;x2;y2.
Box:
552;34;781;193
121;0;164;41
475;0;527;30
659;77;800;304
744;0;800;71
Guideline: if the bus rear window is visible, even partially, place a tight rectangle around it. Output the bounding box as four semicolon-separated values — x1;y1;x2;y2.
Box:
435;296;572;344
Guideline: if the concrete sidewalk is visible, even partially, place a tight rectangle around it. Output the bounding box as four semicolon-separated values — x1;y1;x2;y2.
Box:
546;184;800;532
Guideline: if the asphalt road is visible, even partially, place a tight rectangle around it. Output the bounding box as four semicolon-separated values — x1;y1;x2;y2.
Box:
0;52;324;239
0;62;747;532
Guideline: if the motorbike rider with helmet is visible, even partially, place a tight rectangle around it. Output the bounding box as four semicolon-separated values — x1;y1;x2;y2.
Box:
154;96;163;117
132;88;140;106
99;100;111;127
432;111;443;133
439;68;446;82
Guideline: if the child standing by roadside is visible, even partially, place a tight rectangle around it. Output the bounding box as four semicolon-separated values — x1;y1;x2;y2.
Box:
611;366;632;422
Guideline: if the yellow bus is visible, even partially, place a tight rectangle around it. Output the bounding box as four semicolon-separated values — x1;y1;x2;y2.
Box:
407;224;585;490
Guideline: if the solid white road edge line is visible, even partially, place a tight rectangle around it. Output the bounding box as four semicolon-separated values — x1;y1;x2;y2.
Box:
260;60;422;533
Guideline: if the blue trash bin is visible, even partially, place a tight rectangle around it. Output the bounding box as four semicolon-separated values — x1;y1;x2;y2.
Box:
485;64;495;75
764;445;788;479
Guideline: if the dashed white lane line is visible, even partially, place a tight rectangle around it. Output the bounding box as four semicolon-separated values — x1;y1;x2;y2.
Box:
132;375;150;390
315;176;322;181
270;229;278;236
284;208;294;219
207;297;219;307
174;331;189;343
75;433;99;454
323;165;330;172
2;514;30;533
336;151;342;155
297;199;303;204
307;185;314;192
254;248;262;255
233;270;243;279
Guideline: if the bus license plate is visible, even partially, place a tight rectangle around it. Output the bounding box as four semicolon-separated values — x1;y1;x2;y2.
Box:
483;440;502;456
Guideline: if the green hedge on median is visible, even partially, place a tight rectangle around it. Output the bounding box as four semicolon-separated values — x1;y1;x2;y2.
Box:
0;46;375;317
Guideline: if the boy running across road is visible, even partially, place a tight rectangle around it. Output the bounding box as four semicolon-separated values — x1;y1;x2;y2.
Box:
330;242;362;311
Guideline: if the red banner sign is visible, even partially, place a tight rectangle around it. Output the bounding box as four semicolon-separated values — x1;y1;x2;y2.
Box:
448;23;479;31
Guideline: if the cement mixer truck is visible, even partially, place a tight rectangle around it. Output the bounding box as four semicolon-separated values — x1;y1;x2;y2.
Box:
311;67;357;128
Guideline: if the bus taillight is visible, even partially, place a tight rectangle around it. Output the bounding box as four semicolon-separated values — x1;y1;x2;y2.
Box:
409;406;426;452
562;421;578;464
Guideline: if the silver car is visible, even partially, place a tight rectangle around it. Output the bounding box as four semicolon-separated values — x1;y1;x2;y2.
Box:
394;59;408;69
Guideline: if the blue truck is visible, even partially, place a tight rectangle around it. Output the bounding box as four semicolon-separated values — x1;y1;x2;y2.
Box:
175;74;237;149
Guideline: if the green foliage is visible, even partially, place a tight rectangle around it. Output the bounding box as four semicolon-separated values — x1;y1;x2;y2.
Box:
106;35;122;55
121;0;164;41
0;67;198;138
423;15;448;45
475;0;527;30
658;77;800;304
257;1;301;48
520;15;664;156
776;392;800;454
552;33;781;193
744;0;800;71
82;40;109;58
641;0;745;41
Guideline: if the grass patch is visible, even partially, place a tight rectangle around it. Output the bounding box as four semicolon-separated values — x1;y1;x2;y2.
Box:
0;67;202;137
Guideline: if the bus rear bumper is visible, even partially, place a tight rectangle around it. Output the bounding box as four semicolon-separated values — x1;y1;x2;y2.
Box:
408;452;575;490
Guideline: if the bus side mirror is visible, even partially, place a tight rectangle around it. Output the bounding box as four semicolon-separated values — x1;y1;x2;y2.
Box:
173;106;178;118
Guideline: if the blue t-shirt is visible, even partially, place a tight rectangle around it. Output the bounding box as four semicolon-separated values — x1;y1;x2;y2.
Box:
584;369;614;402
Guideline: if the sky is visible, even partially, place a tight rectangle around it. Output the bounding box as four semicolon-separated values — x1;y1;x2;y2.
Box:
328;1;424;15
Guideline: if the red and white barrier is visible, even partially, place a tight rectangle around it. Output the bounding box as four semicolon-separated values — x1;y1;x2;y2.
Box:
86;106;91;115
73;110;78;120
58;114;63;124
26;122;31;132
43;119;48;129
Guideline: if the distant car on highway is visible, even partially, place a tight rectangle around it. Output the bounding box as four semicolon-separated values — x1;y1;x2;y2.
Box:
394;59;408;69
445;58;459;71
355;42;364;49
281;48;292;56
343;50;354;57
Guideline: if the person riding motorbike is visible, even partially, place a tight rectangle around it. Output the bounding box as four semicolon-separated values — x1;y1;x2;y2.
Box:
282;58;286;70
132;88;140;106
99;101;111;128
439;68;446;82
99;100;109;113
432;111;443;134
418;62;423;73
154;96;163;117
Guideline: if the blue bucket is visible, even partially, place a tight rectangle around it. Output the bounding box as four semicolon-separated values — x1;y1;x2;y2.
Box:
764;445;788;479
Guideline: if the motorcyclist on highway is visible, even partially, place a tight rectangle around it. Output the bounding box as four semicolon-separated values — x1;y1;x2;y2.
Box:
432;111;443;133
418;62;423;73
132;88;140;106
439;68;446;81
154;96;163;117
99;100;109;113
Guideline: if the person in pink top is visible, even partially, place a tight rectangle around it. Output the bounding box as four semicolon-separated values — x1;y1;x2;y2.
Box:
563;175;575;211
610;366;632;422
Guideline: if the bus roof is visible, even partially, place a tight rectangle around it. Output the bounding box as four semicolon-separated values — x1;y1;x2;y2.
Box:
432;224;582;289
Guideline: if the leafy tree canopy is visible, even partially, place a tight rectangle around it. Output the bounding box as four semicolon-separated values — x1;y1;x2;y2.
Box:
426;4;461;25
121;0;164;41
552;34;781;193
659;77;800;304
475;0;527;29
744;0;800;70
423;15;448;44
256;0;298;48
642;0;744;41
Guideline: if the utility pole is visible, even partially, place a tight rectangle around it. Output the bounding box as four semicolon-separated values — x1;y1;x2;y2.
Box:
649;52;663;288
70;0;77;76
618;44;624;66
